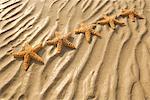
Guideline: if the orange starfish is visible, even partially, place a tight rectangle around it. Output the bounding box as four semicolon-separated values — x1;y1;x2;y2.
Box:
13;43;44;71
47;32;76;54
120;8;144;22
74;23;101;43
97;15;125;29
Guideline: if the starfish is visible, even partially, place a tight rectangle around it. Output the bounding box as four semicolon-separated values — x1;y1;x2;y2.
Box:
97;15;125;29
13;43;44;71
120;8;144;22
74;23;101;43
46;32;76;54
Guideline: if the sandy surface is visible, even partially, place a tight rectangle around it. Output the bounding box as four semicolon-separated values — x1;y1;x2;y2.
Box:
0;0;150;100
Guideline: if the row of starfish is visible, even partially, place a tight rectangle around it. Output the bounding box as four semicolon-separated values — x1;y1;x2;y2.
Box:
97;7;144;29
13;8;144;71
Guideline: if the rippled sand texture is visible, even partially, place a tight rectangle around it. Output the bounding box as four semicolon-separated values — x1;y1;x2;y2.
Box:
0;0;150;100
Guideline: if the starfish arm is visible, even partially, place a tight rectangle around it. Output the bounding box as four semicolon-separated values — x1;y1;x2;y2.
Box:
56;40;63;54
91;29;101;37
85;31;91;43
133;12;144;19
120;12;129;16
24;54;30;71
98;17;105;20
33;43;43;52
100;15;110;20
109;20;115;29
129;13;135;22
63;39;76;49
13;51;26;58
65;32;72;38
74;28;85;34
97;19;108;25
80;23;85;27
47;38;58;45
114;19;125;26
30;52;44;64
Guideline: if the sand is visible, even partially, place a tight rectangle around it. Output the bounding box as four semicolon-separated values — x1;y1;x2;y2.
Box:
0;0;150;100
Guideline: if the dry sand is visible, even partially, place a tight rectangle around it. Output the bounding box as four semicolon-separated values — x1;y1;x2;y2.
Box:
0;0;150;100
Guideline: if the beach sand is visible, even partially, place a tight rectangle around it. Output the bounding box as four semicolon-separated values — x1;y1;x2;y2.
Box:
0;0;150;100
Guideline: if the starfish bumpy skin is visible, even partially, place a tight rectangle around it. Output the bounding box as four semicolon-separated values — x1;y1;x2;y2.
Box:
120;8;144;22
74;23;101;43
47;32;76;54
97;15;125;29
13;43;44;71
